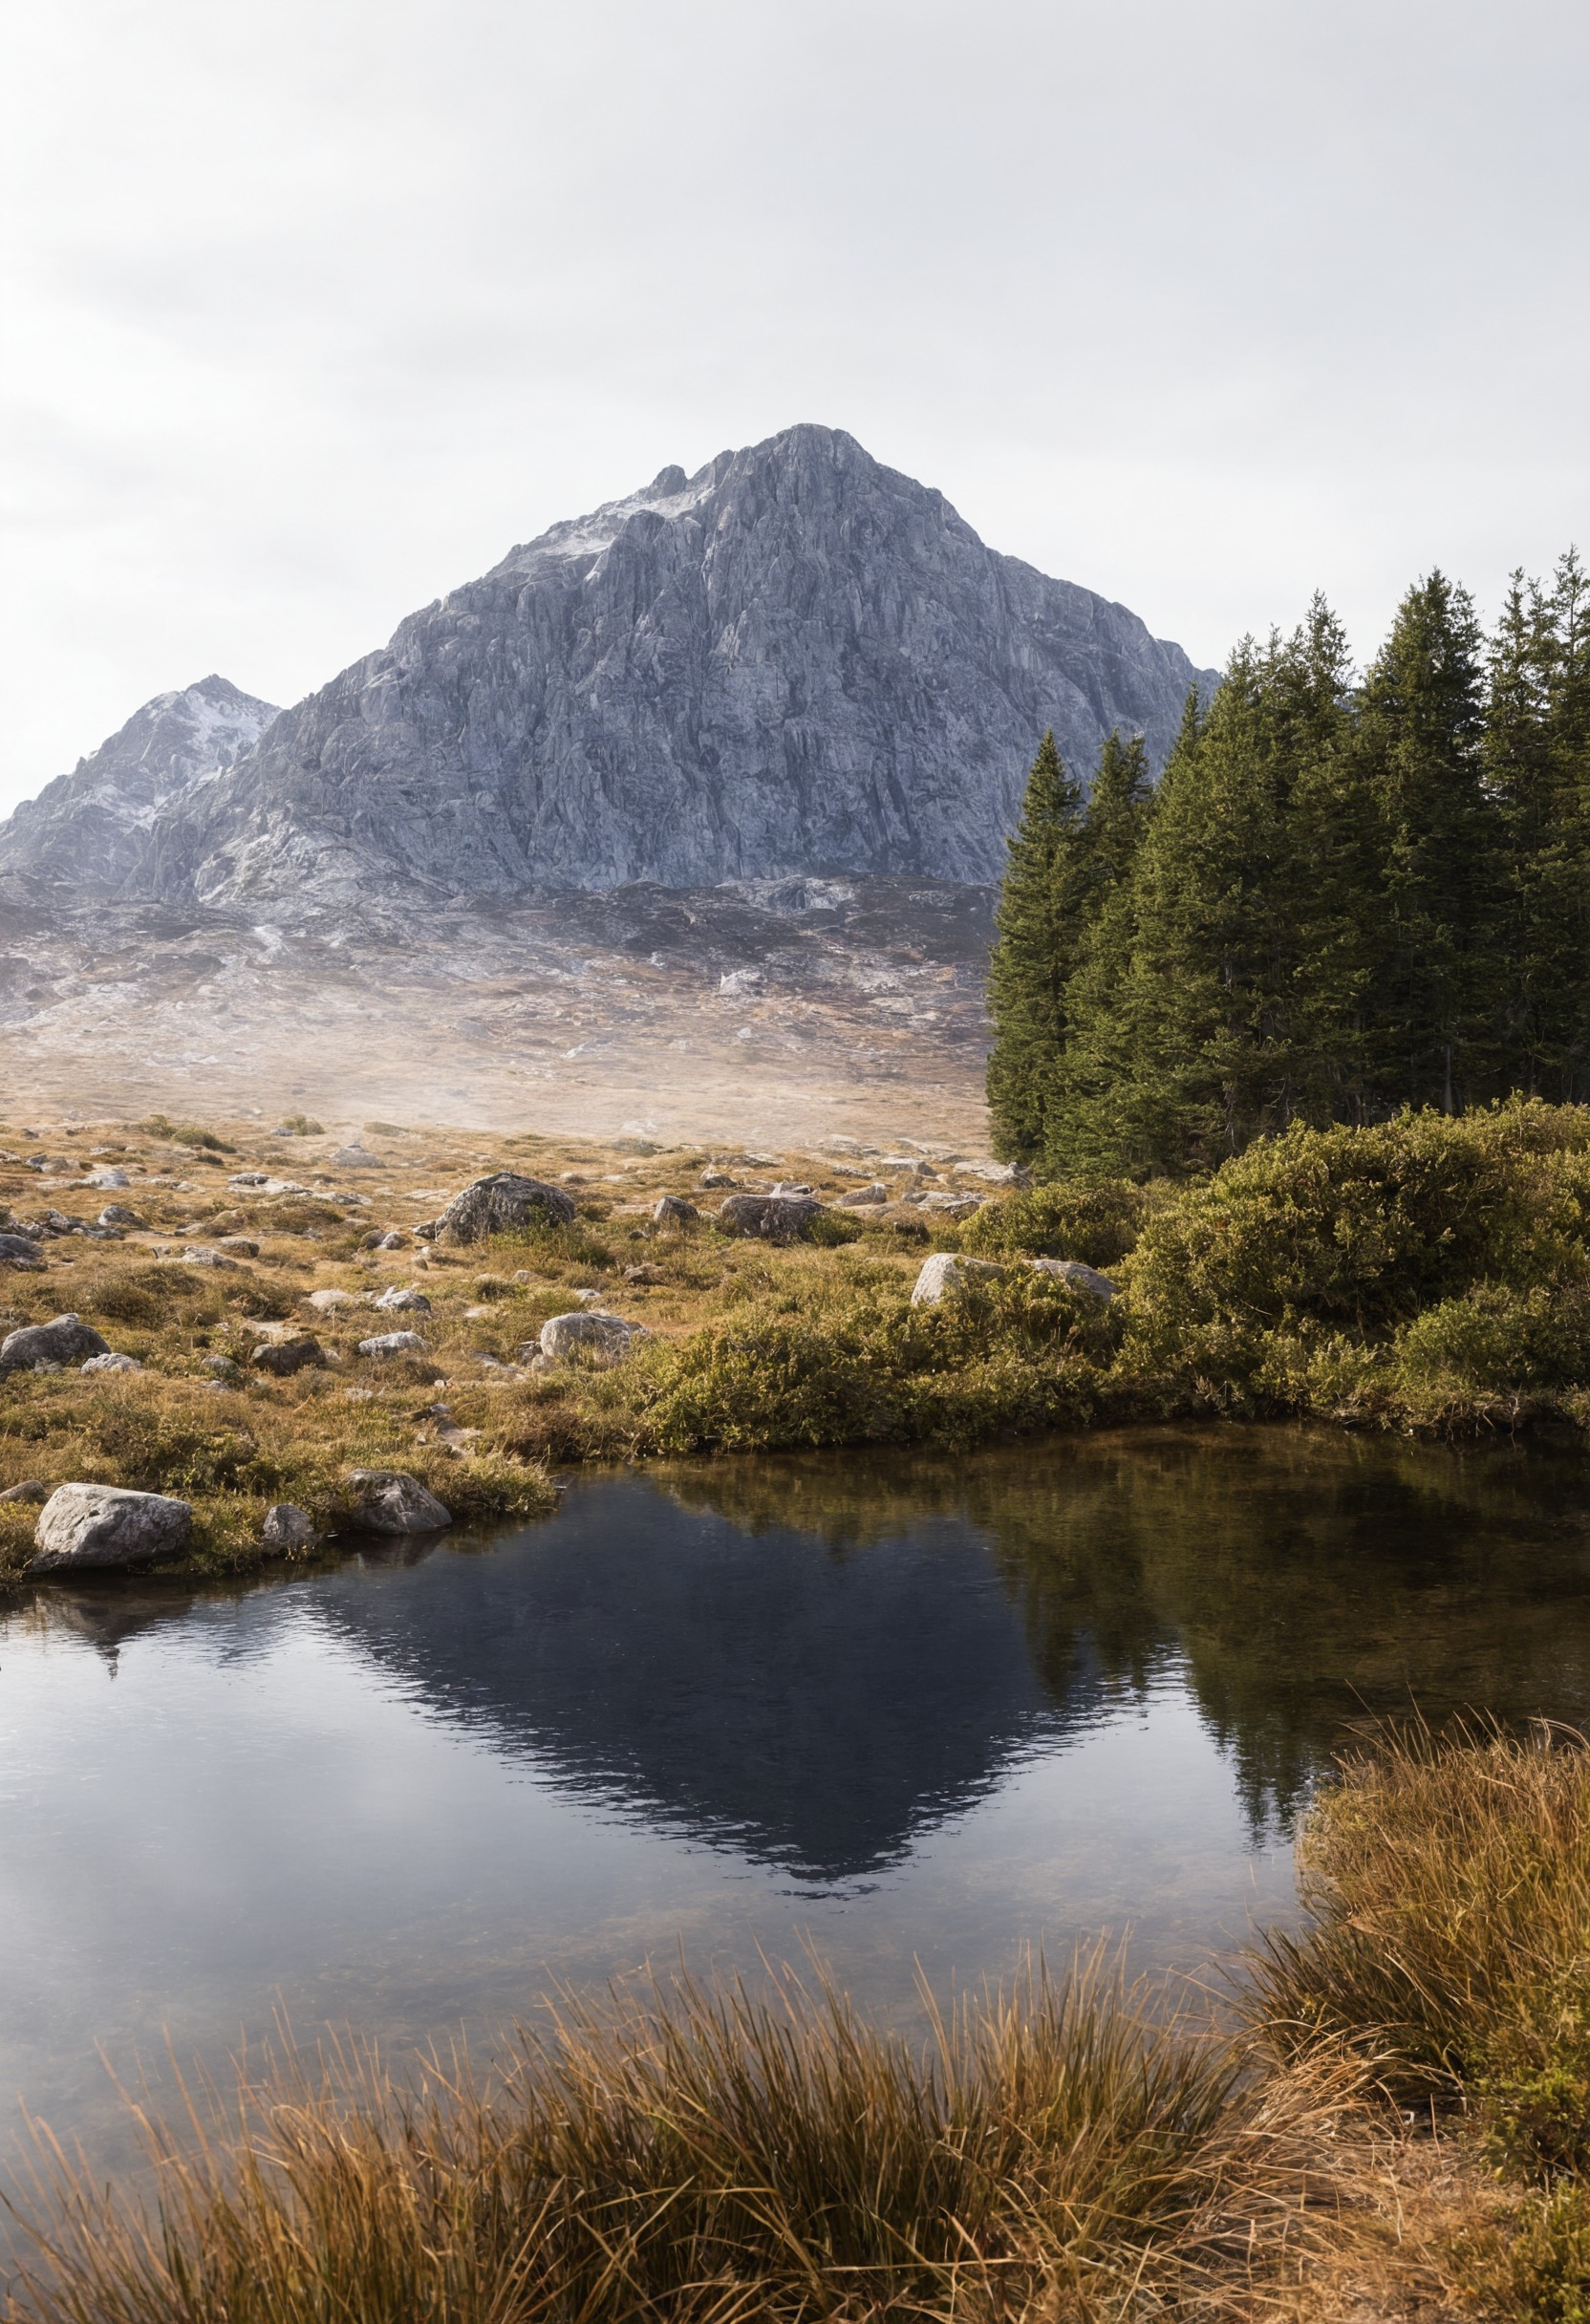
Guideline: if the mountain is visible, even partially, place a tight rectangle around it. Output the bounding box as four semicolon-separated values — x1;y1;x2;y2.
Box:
2;428;1218;905
0;675;278;890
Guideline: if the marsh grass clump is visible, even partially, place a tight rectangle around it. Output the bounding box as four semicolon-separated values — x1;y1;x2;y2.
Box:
4;1957;1364;2324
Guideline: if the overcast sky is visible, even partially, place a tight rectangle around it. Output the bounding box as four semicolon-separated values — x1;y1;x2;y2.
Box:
1;0;1585;812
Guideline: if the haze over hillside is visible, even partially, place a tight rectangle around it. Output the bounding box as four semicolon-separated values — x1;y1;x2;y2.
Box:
0;426;1215;908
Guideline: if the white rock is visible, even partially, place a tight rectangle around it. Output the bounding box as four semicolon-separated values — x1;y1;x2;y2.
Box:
80;1352;142;1374
535;1311;650;1366
307;1287;359;1312
374;1284;432;1313
909;1254;1007;1306
1027;1258;1120;1300
357;1330;426;1357
29;1483;192;1573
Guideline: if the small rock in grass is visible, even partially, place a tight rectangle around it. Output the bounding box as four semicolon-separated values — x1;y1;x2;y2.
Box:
358;1330;426;1358
624;1262;665;1283
653;1194;698;1225
80;1352;141;1375
1026;1257;1120;1300
345;1470;452;1535
376;1230;407;1250
250;1336;327;1377
910;1254;1007;1306
837;1184;889;1207
0;1314;111;1373
533;1310;650;1367
0;1233;45;1270
217;1235;259;1257
181;1246;240;1269
374;1284;431;1314
97;1204;144;1227
28;1483;191;1573
261;1503;316;1555
202;1353;241;1378
717;1193;820;1244
307;1287;359;1313
0;1479;47;1504
416;1173;575;1245
698;1169;736;1189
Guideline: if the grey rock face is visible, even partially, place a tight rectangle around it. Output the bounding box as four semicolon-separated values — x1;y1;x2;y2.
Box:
421;1173;576;1244
0;1314;111;1373
910;1254;1007;1305
1027;1257;1120;1301
25;428;1215;906
80;1352;141;1374
345;1470;452;1534
373;1284;431;1313
29;1483;192;1572
652;1194;698;1225
0;675;278;892
357;1330;426;1357
0;1234;45;1269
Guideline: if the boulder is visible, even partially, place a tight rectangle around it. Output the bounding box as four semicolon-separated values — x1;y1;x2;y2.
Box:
329;1145;378;1169
1027;1257;1120;1301
837;1184;889;1207
182;1246;240;1269
698;1169;737;1189
910;1254;1007;1306
345;1470;452;1534
29;1483;192;1573
717;1193;820;1244
376;1230;407;1250
0;1479;47;1503
262;1502;316;1554
250;1336;327;1377
86;1166;131;1189
374;1284;432;1314
531;1310;650;1367
417;1173;575;1245
307;1287;359;1313
80;1352;142;1374
0;1314;111;1374
0;1232;45;1269
217;1235;260;1257
357;1330;426;1357
652;1194;698;1225
97;1204;144;1226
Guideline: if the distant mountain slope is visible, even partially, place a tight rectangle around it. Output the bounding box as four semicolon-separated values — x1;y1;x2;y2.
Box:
0;676;278;891
2;427;1218;905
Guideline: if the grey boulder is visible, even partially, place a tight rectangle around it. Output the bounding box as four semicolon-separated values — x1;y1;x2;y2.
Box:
1027;1258;1121;1301
345;1470;452;1534
0;1233;45;1269
532;1310;650;1367
250;1336;327;1376
910;1254;1008;1306
80;1352;141;1374
374;1284;432;1313
717;1193;821;1243
418;1173;575;1245
652;1194;698;1225
0;1314;111;1373
357;1330;427;1357
262;1502;316;1554
29;1483;192;1573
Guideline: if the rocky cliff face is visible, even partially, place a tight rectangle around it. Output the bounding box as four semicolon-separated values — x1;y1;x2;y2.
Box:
3;427;1217;906
0;676;279;892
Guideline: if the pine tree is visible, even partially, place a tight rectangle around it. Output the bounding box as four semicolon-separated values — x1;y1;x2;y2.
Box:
985;731;1086;1161
1354;573;1497;1113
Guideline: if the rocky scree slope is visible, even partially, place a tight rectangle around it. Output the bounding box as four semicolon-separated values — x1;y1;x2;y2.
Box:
0;676;279;893
3;427;1215;908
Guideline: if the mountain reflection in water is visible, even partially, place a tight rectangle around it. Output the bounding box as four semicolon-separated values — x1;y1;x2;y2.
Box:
32;1426;1590;1883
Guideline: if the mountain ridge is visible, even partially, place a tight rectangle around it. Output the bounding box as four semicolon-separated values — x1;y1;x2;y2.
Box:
1;427;1218;905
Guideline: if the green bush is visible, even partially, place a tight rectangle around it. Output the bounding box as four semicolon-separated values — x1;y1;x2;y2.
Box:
962;1177;1150;1267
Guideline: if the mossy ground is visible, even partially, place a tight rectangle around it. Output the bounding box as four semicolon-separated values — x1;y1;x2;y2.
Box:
3;1099;1588;1582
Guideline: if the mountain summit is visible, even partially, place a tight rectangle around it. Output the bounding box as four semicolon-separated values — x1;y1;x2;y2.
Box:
4;428;1216;903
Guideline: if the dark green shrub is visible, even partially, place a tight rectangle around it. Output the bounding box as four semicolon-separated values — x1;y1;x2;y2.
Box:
963;1178;1149;1267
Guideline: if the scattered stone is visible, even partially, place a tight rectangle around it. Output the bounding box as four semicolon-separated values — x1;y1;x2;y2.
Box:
415;1173;576;1244
837;1184;889;1207
97;1204;144;1227
698;1169;737;1188
1027;1257;1120;1300
717;1192;821;1243
953;1160;1032;1186
29;1483;192;1573
202;1353;241;1378
0;1480;47;1504
345;1470;452;1534
80;1352;142;1374
217;1234;260;1257
85;1166;131;1189
250;1336;327;1377
373;1284;432;1314
328;1145;379;1168
181;1246;240;1269
358;1330;427;1357
0;1314;111;1374
653;1194;698;1225
624;1262;665;1283
0;1233;45;1269
262;1503;316;1555
376;1230;407;1250
307;1287;359;1313
227;1172;270;1188
917;1193;984;1216
910;1254;1008;1306
530;1310;651;1367
768;1180;814;1196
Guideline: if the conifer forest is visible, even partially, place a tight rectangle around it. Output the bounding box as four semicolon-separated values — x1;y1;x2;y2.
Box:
986;555;1590;1175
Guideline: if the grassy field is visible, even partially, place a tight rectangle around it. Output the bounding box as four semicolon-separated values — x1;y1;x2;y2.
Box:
9;1724;1590;2319
2;1101;1588;1579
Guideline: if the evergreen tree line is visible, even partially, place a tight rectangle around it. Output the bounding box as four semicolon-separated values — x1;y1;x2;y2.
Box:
986;553;1590;1177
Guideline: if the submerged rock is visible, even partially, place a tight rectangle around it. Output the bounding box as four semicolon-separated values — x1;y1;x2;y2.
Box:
29;1483;192;1573
345;1470;452;1535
